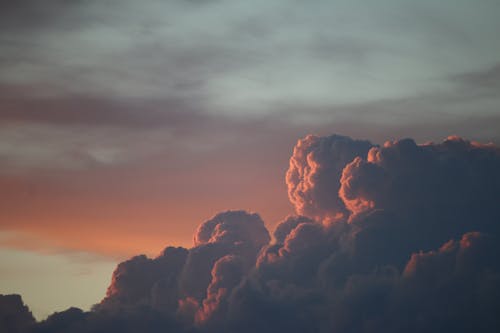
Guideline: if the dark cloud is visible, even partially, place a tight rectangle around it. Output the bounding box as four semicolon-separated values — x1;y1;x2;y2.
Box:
0;294;35;333
227;134;500;333
194;255;245;325
179;211;269;303
11;133;500;333
31;306;187;333
340;136;500;249
193;210;269;249
392;232;500;333
272;215;315;244
223;134;500;333
91;210;269;328
97;247;188;313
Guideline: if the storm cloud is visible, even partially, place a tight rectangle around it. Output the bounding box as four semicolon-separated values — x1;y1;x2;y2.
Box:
7;133;498;333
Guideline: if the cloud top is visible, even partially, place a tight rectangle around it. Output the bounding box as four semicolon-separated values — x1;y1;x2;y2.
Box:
286;134;373;222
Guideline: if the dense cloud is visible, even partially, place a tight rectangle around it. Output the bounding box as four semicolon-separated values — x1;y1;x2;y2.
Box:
341;136;500;249
97;246;188;313
16;134;500;332
179;211;269;303
0;295;35;333
193;210;269;249
286;134;373;222
31;307;185;333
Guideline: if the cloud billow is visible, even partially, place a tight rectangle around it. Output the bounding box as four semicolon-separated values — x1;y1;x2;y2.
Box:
286;134;373;222
7;133;500;333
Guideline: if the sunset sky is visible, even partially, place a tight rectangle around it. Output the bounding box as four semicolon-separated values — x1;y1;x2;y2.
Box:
1;0;500;320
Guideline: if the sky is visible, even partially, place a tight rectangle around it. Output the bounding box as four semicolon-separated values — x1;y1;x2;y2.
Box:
1;0;500;321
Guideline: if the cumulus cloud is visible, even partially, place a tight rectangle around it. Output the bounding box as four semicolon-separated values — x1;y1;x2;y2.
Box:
179;211;269;302
93;210;269;329
340;136;500;250
195;255;245;325
0;294;35;333
31;306;184;333
18;134;500;333
272;215;315;244
394;232;500;333
193;210;269;249
286;134;373;222
97;246;188;313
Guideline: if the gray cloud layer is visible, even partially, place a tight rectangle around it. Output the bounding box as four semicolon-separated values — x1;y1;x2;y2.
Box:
1;0;500;115
1;0;500;175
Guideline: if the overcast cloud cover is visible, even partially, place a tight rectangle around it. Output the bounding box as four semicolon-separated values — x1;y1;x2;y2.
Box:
1;0;500;172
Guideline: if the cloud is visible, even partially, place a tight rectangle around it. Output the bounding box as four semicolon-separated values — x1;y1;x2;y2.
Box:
286;134;373;222
93;210;269;327
0;294;35;333
394;232;500;332
3;0;500;326
31;306;184;333
97;247;188;313
223;134;500;333
179;211;269;302
340;136;500;249
193;210;269;249
195;255;245;325
272;215;315;244
452;62;500;93
17;133;500;332
2;0;500;115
